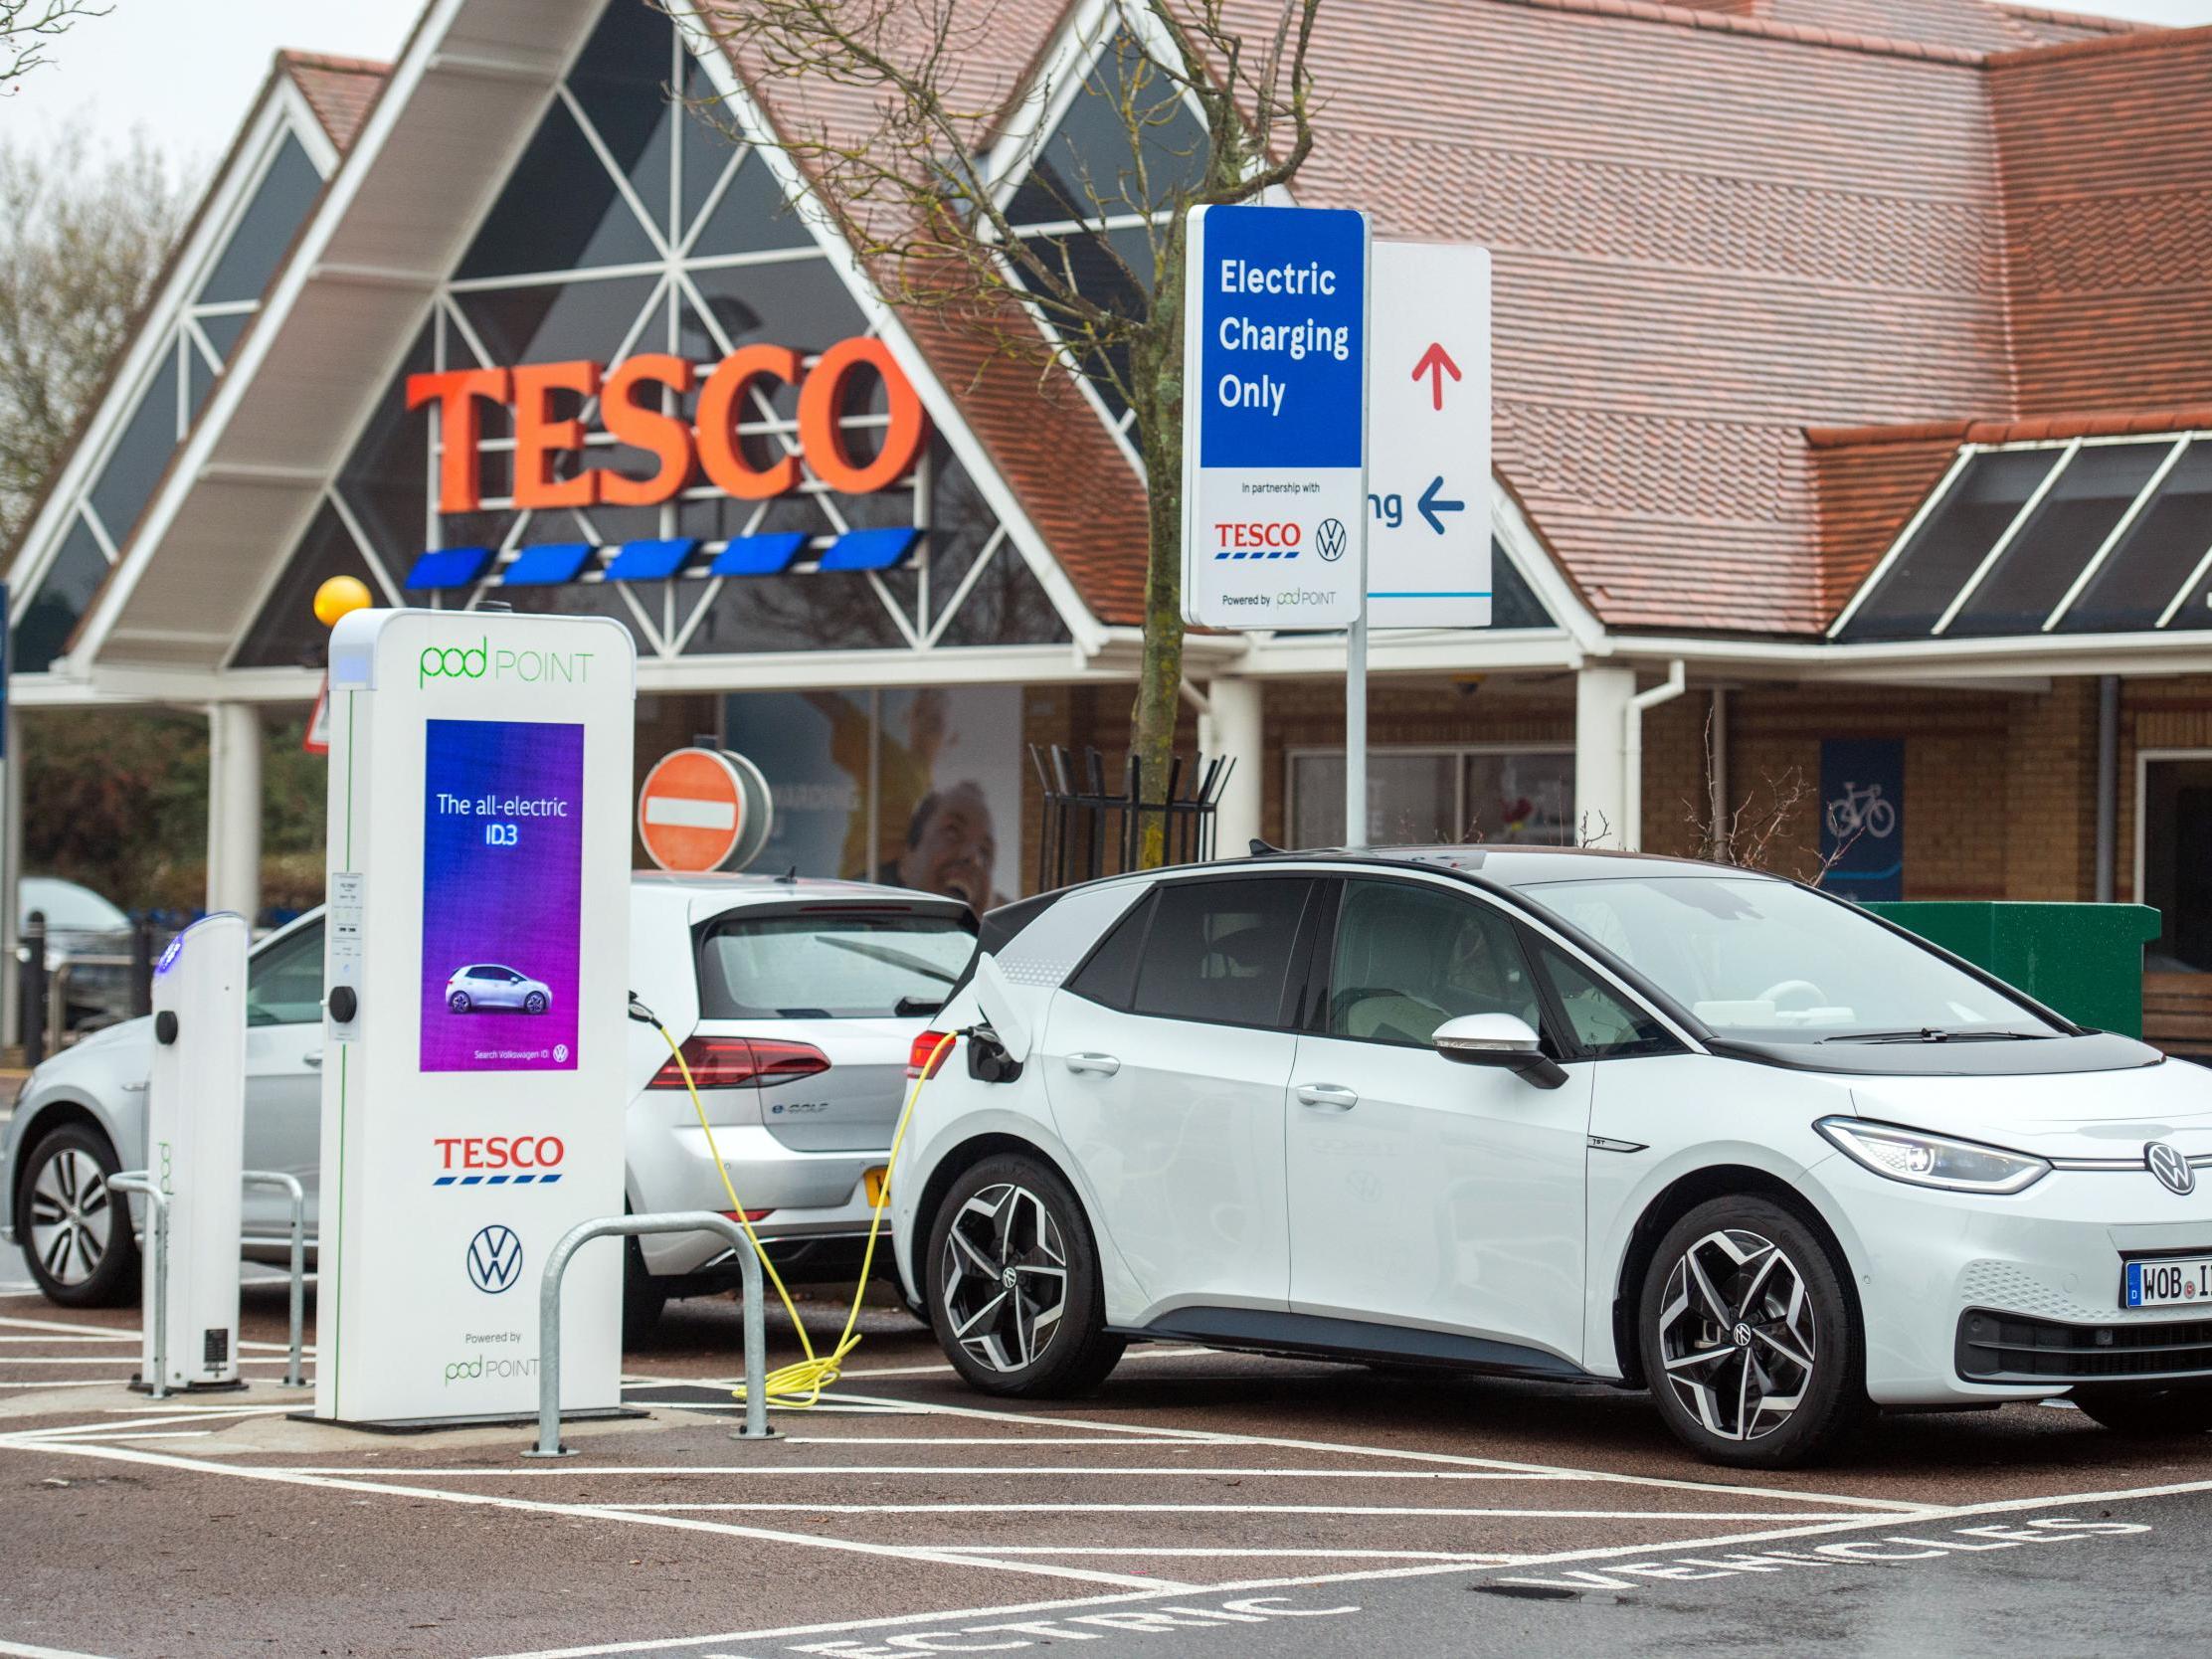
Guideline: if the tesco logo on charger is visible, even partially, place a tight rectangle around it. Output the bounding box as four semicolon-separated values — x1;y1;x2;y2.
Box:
432;1135;565;1188
1220;521;1302;550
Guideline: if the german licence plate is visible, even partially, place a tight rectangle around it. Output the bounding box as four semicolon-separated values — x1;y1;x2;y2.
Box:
864;1166;889;1206
2123;1256;2212;1309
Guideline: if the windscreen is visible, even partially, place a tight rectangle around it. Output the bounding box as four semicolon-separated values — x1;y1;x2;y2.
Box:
1517;876;2060;1043
697;909;978;1019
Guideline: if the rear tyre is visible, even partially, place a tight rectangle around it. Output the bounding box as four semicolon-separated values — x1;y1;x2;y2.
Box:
1638;1195;1869;1469
448;991;471;1014
19;1125;138;1308
2070;1384;2212;1437
927;1153;1123;1398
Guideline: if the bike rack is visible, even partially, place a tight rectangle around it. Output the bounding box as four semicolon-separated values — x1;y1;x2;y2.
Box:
525;1210;775;1458
241;1171;308;1388
105;1174;169;1399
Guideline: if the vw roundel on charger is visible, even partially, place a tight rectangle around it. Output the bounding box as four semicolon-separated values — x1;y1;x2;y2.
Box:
890;845;2212;1468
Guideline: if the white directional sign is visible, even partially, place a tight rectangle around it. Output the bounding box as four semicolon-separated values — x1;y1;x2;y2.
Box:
1182;203;1370;631
1367;242;1492;629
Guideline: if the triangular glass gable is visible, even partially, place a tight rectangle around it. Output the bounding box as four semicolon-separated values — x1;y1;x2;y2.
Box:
687;148;818;259
12;516;109;675
1490;534;1555;629
234;499;384;668
568;0;677;242
1006;31;1208;228
456;96;659;277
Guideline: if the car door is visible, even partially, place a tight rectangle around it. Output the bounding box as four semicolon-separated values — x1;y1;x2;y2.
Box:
1285;876;1593;1367
242;918;324;1234
1040;874;1318;1321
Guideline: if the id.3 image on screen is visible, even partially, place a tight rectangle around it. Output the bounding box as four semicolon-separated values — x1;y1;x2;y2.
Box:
420;719;584;1073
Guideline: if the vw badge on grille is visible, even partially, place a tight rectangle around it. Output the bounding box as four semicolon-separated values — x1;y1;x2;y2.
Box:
1315;517;1348;562
2146;1141;2196;1197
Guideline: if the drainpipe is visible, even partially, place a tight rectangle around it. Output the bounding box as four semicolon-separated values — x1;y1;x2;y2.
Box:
1708;686;1730;853
1623;660;1688;853
2096;674;2120;903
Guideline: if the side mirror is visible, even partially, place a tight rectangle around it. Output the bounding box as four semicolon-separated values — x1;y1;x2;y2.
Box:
1433;1014;1568;1090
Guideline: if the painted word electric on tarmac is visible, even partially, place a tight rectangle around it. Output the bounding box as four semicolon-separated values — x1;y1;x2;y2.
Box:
1213;258;1355;415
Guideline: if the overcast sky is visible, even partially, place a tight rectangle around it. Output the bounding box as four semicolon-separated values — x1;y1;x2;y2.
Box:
5;0;2211;171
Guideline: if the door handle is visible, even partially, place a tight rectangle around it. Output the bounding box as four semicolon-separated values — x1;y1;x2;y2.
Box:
1295;1082;1359;1111
1064;1052;1121;1076
302;1050;323;1069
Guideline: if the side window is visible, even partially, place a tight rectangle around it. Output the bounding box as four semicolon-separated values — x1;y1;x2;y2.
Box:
1327;879;1541;1047
1532;939;1677;1059
1129;877;1312;1029
1065;891;1153;1012
246;921;324;1027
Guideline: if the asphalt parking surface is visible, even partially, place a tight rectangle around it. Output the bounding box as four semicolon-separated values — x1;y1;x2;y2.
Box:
3;1271;2211;1658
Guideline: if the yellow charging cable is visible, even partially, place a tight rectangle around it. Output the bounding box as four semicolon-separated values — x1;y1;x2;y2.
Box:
650;1019;956;1410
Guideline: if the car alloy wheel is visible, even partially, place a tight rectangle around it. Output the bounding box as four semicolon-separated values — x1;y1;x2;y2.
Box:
449;991;471;1013
938;1182;1069;1374
1657;1226;1816;1442
524;992;547;1014
27;1146;112;1290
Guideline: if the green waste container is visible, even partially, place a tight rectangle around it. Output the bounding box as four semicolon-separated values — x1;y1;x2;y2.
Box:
1864;901;2163;1038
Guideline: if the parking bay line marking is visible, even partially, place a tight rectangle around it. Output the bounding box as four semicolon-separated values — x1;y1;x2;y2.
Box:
584;1501;1872;1522
0;1434;1195;1593
817;1390;1944;1515
474;1474;2212;1659
0;1637;123;1659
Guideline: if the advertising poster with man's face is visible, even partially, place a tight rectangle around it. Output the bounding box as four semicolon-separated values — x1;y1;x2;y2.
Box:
419;719;584;1072
723;687;1022;907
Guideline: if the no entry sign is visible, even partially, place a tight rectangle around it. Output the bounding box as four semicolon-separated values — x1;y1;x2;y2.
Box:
637;747;774;872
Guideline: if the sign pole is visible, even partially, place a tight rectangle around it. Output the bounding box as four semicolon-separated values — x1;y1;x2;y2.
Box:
1344;233;1375;850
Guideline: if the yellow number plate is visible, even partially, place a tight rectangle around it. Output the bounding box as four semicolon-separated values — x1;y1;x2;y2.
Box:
864;1166;889;1206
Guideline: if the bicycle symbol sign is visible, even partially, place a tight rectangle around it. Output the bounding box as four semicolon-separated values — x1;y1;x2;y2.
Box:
1824;781;1897;841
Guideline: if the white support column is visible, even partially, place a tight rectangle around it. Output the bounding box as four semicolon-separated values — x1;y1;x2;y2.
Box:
1201;676;1265;855
1573;665;1634;848
206;702;262;920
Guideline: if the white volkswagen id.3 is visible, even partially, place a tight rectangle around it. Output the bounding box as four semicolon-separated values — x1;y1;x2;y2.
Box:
890;847;2212;1467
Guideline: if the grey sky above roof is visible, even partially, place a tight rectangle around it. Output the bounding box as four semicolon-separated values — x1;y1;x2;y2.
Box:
6;0;2210;169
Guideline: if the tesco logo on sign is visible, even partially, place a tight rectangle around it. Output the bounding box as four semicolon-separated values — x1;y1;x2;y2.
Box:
1220;521;1302;551
405;337;929;515
432;1136;566;1187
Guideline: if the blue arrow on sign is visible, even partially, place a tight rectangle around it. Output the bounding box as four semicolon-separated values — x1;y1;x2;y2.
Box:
1417;475;1465;536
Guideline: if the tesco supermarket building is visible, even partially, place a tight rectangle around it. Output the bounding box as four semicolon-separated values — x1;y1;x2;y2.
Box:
10;0;2212;1043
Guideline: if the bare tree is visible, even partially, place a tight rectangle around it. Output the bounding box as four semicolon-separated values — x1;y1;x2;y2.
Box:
0;120;191;549
0;0;104;92
668;0;1327;863
1684;702;1859;884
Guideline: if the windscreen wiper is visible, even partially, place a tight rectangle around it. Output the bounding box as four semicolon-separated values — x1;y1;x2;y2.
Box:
1818;1026;2051;1044
820;935;961;983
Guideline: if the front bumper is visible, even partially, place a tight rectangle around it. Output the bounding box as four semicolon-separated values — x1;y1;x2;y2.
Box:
1820;1153;2212;1405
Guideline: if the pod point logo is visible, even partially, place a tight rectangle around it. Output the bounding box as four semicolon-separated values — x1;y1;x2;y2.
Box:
419;636;595;688
465;1224;525;1293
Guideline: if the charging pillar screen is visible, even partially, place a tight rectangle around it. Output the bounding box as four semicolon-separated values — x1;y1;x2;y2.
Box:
315;611;635;1425
146;912;248;1391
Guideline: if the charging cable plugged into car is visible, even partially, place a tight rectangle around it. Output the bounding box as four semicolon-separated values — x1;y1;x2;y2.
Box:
626;991;959;1411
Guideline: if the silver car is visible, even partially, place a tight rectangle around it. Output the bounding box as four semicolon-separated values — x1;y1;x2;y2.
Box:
444;963;554;1014
0;873;976;1338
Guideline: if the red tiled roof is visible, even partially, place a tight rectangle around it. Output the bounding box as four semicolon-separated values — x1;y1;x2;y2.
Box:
279;52;389;151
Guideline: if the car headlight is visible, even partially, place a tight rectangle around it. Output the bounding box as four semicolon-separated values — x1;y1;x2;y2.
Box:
1815;1116;2049;1195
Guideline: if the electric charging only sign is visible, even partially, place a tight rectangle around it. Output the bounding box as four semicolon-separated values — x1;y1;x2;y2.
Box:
1182;204;1369;630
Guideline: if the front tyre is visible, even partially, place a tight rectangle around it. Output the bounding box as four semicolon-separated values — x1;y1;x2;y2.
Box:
523;992;548;1015
927;1153;1123;1398
1639;1196;1869;1468
2071;1384;2212;1437
20;1125;139;1307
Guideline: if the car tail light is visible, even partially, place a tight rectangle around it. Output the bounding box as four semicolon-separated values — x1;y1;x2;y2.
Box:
721;1207;775;1223
908;1030;955;1080
646;1035;828;1090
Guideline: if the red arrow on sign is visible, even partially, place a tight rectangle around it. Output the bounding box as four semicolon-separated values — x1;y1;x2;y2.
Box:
1412;342;1462;412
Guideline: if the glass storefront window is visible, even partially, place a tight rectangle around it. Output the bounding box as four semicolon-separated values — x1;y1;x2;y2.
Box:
1291;746;1575;850
2143;757;2212;974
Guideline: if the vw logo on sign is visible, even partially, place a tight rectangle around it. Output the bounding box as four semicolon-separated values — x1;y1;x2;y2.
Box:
465;1224;525;1294
2146;1142;2196;1198
1315;517;1348;562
